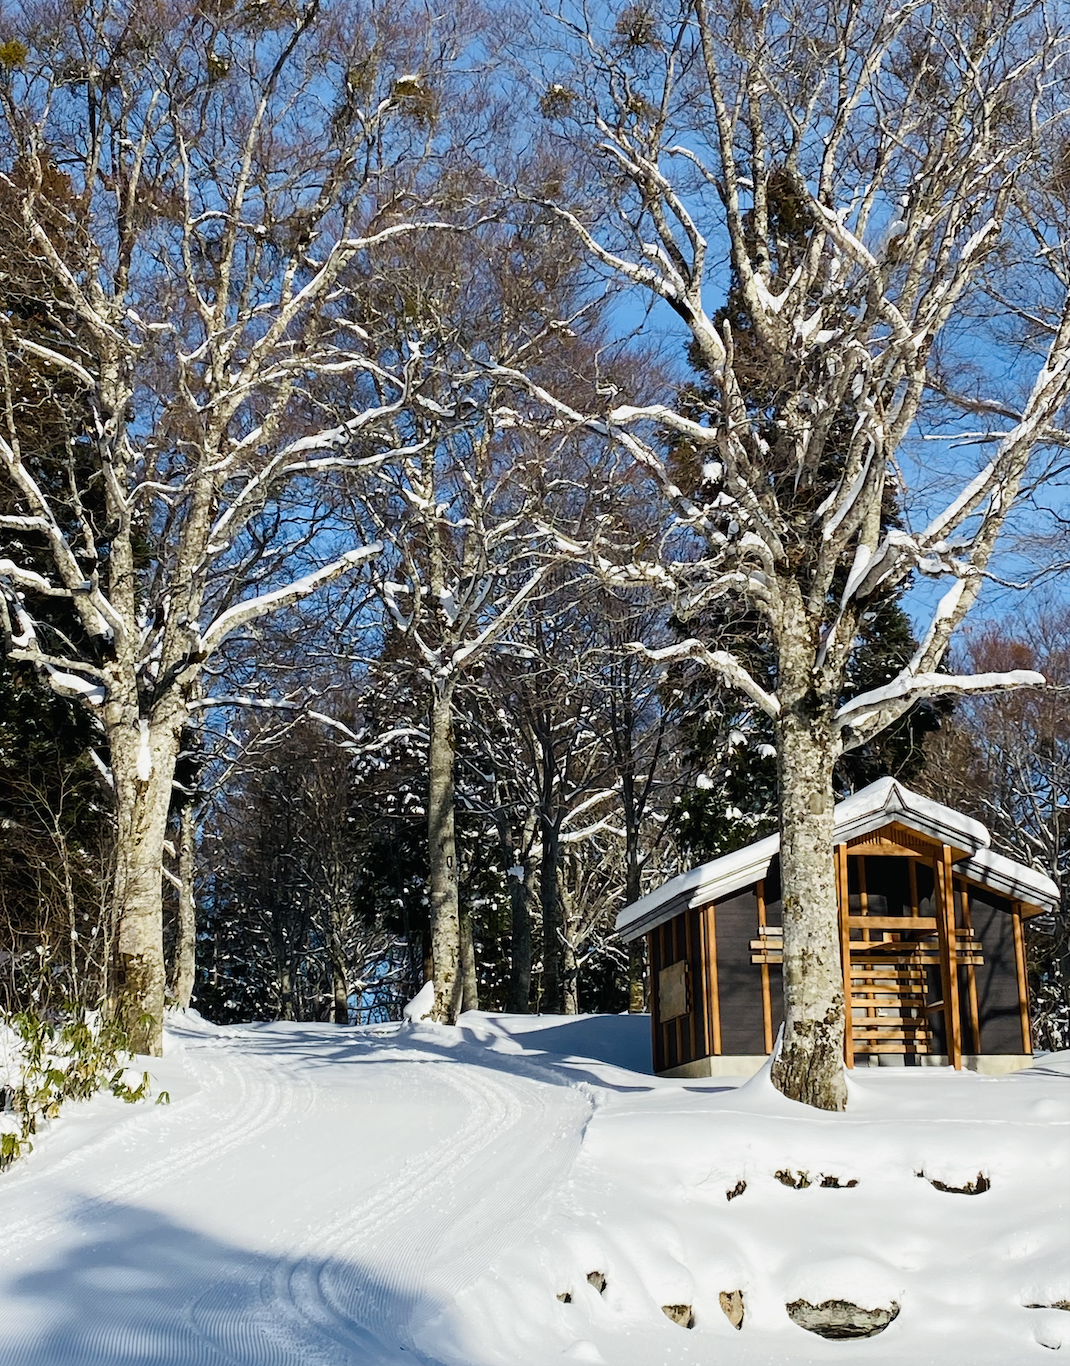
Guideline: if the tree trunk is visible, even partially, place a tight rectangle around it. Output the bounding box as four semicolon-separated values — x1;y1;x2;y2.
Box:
628;940;647;1013
560;906;579;1015
109;710;181;1056
539;818;563;1013
507;867;534;1013
506;812;536;1013
770;702;847;1111
171;802;197;1010
332;965;349;1024
278;963;294;1021
428;684;461;1022
459;910;478;1013
624;839;646;1012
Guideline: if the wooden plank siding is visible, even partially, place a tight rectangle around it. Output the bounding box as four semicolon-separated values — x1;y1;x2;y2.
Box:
648;904;719;1074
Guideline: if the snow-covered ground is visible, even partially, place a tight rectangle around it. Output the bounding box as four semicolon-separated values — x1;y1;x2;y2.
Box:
0;1010;1066;1365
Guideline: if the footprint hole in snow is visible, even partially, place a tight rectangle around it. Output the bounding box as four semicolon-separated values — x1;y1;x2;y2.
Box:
557;1291;572;1304
586;1270;607;1295
917;1170;990;1195
719;1289;744;1330
775;1168;812;1189
661;1303;694;1329
1034;1323;1066;1352
787;1298;900;1339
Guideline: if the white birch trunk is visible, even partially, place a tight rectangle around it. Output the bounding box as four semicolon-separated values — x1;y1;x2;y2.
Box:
460;911;478;1013
769;622;847;1110
171;802;197;1011
428;684;461;1022
107;694;183;1056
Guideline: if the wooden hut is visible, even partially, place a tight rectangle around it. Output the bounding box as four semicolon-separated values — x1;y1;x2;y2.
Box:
616;778;1057;1078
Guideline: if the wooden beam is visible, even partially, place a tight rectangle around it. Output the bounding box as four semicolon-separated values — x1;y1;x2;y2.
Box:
756;879;773;1054
844;840;931;858
935;845;962;1070
846;915;939;931
1011;900;1032;1056
836;843;854;1069
705;902;721;1056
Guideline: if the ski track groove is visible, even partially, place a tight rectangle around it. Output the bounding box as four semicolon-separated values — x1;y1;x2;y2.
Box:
188;1035;592;1366
0;1027;302;1252
289;1047;589;1363
0;1024;592;1366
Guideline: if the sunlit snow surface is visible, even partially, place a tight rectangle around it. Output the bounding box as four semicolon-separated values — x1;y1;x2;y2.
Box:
0;1010;1066;1364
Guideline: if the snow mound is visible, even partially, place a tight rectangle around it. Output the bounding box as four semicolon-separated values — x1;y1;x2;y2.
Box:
402;980;436;1022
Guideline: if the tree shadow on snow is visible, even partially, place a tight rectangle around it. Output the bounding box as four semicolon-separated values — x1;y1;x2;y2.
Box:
215;1019;659;1095
0;1200;437;1366
465;1015;653;1075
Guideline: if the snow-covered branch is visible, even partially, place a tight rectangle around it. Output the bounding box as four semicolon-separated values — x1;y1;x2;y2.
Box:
632;639;780;718
837;669;1046;747
199;545;382;658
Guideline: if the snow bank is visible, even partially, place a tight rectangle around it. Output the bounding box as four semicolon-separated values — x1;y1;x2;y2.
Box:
458;1011;653;1074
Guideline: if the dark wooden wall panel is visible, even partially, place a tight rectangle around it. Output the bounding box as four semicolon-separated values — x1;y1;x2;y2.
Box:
969;891;1023;1054
709;888;766;1054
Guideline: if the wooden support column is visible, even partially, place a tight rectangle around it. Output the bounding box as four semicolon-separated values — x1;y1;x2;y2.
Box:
648;929;661;1072
935;845;962;1069
959;880;982;1053
696;907;710;1059
756;879;773;1054
705;902;721;1055
674;914;683;1065
836;843;854;1068
1011;901;1032;1056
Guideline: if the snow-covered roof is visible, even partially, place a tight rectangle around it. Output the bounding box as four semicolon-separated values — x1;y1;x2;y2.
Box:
617;777;1059;941
954;847;1060;916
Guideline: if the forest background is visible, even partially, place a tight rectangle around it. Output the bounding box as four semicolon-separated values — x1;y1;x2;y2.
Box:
0;0;1068;1091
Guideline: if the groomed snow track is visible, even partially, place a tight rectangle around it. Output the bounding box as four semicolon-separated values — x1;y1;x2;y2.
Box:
0;1018;592;1366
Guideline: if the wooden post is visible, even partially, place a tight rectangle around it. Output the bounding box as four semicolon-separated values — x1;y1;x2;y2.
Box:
704;902;721;1056
935;845;962;1069
857;856;876;1027
673;916;683;1066
691;912;699;1060
959;880;982;1054
648;929;662;1072
756;879;773;1054
1011;901;1032;1056
836;843;854;1068
696;906;710;1059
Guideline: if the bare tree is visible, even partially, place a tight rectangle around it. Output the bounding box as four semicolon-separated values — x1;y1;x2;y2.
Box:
339;214;604;1022
497;0;1070;1106
918;611;1070;1048
0;2;487;1050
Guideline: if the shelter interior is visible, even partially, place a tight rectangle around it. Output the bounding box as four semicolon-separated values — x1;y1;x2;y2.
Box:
647;820;1036;1076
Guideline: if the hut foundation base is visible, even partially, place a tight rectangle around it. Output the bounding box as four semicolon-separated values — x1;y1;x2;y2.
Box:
660;1054;1034;1080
